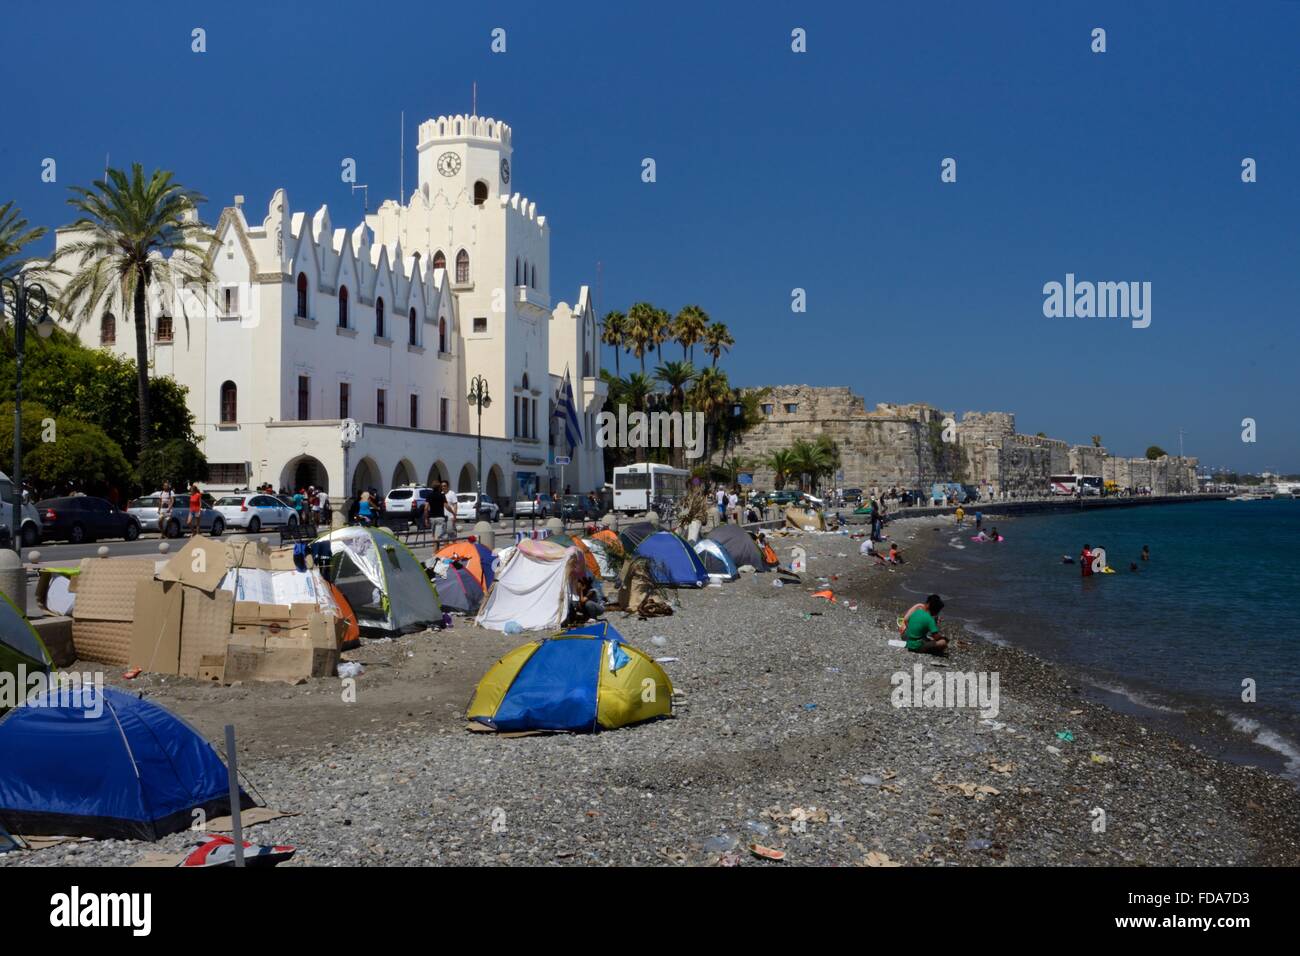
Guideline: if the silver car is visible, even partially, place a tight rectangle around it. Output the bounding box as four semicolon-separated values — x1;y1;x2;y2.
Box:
127;493;226;538
212;492;300;533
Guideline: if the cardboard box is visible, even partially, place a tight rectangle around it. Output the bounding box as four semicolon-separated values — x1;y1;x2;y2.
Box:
197;655;226;683
129;579;183;675
70;558;159;666
178;587;235;678
221;612;341;684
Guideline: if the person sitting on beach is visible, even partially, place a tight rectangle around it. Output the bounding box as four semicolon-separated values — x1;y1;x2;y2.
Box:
1141;545;1150;562
572;574;605;621
988;526;999;542
887;543;904;564
902;594;947;655
860;537;887;564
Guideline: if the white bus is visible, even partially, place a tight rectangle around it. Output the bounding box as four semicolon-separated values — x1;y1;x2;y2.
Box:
613;463;689;514
1050;474;1102;496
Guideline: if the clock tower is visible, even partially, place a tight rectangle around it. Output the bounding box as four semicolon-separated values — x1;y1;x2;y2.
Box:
415;114;513;202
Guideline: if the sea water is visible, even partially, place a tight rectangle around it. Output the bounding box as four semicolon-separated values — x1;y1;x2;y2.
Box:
912;499;1300;779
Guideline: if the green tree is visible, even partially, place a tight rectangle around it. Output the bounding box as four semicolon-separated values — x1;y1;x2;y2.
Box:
764;448;797;490
1145;445;1168;460
53;163;214;454
789;438;835;492
687;365;731;460
0;401;131;494
1091;434;1103;447
673;305;709;363
136;438;208;491
625;302;657;374
0;201;48;281
654;360;697;468
0;326;196;461
601;310;626;377
703;321;734;367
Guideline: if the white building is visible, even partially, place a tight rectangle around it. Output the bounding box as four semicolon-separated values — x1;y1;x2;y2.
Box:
57;114;607;506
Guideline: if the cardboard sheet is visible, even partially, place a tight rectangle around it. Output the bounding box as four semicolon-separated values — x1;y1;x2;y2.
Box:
178;587;235;678
71;558;157;622
129;579;183;675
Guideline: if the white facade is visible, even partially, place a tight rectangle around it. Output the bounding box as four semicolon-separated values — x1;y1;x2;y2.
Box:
57;114;607;505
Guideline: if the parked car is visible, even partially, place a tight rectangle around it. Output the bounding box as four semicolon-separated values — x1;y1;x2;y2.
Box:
127;493;225;538
211;493;300;533
843;488;864;505
37;496;142;544
514;493;557;518
384;486;437;516
559;494;597;523
455;492;500;522
0;471;42;546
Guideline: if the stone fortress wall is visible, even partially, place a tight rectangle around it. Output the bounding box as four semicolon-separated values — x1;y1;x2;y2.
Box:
719;386;1198;495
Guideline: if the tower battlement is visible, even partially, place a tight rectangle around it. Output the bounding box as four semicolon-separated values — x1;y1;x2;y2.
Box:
417;114;512;150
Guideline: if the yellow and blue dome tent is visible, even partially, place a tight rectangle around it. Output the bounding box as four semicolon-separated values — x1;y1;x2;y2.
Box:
466;621;672;732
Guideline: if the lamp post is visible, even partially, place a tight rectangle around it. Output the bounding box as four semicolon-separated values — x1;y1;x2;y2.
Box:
467;374;491;523
2;277;54;552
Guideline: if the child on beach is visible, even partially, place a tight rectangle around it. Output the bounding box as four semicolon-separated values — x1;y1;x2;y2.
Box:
888;543;904;564
955;505;965;526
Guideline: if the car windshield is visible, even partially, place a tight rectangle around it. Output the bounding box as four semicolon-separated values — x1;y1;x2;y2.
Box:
131;497;160;508
214;496;243;507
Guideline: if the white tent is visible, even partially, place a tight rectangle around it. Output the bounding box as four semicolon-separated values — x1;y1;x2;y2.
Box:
581;538;617;579
475;539;577;632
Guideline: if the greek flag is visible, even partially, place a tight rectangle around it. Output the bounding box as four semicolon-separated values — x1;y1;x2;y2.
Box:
554;368;583;452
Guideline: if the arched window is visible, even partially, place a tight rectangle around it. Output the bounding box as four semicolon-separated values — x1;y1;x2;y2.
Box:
100;312;116;345
438;317;447;353
375;296;385;338
455;249;469;284
521;372;529;391
515;258;520;286
338;286;349;328
296;273;308;318
432;250;445;272
220;381;237;424
409;308;418;346
473;181;488;205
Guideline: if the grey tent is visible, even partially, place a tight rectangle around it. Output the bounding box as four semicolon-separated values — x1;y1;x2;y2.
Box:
437;564;485;614
707;524;768;571
316;526;441;633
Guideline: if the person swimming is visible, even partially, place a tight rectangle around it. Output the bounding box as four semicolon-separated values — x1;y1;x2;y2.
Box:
1141;545;1150;562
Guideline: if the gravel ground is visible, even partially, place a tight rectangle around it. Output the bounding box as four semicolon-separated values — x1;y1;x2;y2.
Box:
5;519;1299;867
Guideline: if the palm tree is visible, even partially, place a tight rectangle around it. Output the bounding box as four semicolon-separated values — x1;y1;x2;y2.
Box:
703;321;734;367
789;438;834;492
1091;434;1103;448
625;302;657;374
673;305;708;363
654;360;697;468
0;202;48;281
651;307;672;364
601;310;626;377
764;448;797;490
622;371;655;463
55;164;214;453
687;365;731;460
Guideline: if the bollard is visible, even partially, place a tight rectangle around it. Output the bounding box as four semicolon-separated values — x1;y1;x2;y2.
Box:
158;542;170;554
545;517;563;534
0;550;26;616
96;546;110;558
473;521;495;550
644;511;660;528
27;549;40;564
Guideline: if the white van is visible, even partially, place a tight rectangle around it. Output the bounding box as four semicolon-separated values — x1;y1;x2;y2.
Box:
0;471;42;547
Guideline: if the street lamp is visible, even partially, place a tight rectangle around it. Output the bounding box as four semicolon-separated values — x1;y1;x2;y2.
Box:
467;374;491;523
1;277;54;552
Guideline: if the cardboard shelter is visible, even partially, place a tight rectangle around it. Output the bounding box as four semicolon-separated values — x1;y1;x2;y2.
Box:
70;539;345;684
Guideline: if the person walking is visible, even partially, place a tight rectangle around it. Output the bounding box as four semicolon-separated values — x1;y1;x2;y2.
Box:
159;481;175;535
187;483;203;537
441;481;458;538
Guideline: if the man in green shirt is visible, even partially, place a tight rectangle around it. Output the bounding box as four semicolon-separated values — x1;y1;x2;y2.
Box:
903;594;947;655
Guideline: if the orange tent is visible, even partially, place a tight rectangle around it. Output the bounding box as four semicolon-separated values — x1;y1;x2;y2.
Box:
591;528;623;553
434;540;493;589
326;581;362;649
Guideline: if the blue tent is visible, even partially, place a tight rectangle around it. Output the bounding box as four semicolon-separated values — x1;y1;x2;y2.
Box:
467;621;673;733
0;687;252;841
634;531;709;587
694;538;738;579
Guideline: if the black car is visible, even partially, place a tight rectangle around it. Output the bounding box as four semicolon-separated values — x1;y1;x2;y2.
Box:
560;494;599;522
37;496;142;544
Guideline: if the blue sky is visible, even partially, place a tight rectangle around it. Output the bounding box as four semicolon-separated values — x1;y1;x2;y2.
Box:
2;0;1297;471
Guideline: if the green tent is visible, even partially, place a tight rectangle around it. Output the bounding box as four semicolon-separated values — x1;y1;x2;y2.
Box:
315;526;441;633
0;590;52;712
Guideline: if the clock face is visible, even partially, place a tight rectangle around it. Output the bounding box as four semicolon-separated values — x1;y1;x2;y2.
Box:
500;157;510;185
436;151;461;177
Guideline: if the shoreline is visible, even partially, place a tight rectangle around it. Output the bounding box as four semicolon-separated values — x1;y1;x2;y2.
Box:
3;520;1298;866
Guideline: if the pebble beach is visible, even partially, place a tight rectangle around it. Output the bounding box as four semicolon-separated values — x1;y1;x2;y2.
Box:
4;517;1299;868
